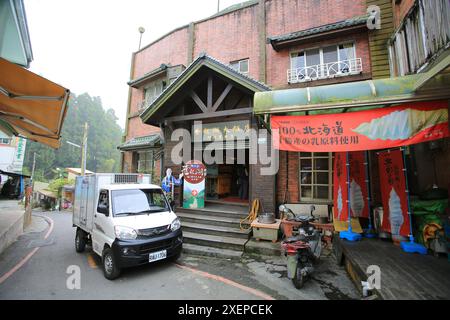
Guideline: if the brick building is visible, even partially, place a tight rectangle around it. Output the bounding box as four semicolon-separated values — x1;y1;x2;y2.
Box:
121;0;375;211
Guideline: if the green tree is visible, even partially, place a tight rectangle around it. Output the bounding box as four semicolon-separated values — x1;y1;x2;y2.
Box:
23;92;124;180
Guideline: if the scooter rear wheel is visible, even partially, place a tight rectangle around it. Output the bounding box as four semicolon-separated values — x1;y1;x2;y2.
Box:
292;264;305;289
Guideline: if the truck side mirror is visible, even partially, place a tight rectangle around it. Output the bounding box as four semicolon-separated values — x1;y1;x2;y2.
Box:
97;204;109;216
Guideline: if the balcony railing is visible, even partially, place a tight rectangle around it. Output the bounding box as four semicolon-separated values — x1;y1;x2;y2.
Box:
287;58;362;84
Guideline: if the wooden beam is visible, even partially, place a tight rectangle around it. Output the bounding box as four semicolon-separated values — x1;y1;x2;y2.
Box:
211;83;233;112
164;107;252;122
207;76;213;110
190;90;208;113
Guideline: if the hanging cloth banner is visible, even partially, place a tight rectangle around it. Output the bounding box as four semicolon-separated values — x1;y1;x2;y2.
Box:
271;100;449;152
377;149;410;237
349;151;369;218
333;152;348;221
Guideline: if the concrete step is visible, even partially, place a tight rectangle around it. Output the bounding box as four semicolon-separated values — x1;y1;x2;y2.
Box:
182;231;248;251
176;207;249;219
244;238;283;257
182;243;243;259
205;200;248;208
177;212;242;229
181;221;250;239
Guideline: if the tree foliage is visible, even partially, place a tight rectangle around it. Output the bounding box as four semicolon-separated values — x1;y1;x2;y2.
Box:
24;92;123;181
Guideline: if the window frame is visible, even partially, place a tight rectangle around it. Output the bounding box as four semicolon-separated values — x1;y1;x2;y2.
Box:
137;150;154;173
143;78;167;106
0;138;11;145
230;58;250;75
298;152;333;203
290;41;356;71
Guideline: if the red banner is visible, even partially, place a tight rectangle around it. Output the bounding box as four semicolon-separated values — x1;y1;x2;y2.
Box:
378;149;410;237
333;152;348;221
271;100;449;152
349;152;369;218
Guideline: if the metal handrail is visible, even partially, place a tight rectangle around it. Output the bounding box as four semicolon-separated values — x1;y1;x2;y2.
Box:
287;58;362;83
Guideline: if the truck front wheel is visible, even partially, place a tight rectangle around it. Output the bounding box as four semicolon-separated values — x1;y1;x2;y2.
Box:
75;229;86;253
102;247;121;280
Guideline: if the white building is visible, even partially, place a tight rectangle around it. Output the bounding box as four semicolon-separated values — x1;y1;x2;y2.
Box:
0;129;27;183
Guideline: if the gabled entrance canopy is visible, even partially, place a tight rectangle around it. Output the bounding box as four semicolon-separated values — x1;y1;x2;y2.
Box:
140;54;270;126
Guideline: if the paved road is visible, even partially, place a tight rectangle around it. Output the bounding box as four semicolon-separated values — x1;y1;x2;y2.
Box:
0;211;271;300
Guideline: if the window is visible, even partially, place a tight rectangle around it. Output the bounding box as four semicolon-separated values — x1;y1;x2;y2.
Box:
230;59;249;75
388;0;450;76
97;190;109;212
288;42;360;83
137;150;154;173
142;79;166;110
299;152;333;202
111;189;169;216
0;138;11;144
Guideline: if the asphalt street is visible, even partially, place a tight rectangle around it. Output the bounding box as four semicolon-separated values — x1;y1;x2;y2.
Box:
0;211;271;300
0;210;359;300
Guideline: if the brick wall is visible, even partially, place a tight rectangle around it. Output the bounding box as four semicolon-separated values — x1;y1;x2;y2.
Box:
393;0;416;29
134;28;189;79
123;0;372;207
276;151;300;204
193;4;261;81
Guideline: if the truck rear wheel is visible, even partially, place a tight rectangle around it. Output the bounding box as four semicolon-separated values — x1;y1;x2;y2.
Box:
102;247;121;280
75;229;86;253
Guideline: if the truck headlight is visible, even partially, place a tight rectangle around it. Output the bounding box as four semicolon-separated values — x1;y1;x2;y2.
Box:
114;226;137;240
171;218;181;232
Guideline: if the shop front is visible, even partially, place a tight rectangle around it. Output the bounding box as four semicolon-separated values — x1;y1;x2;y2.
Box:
254;72;450;299
139;54;274;213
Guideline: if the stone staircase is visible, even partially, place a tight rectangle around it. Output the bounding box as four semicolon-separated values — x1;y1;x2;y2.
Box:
175;202;251;259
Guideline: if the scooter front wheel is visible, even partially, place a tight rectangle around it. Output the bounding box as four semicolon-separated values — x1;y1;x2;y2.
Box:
292;264;305;289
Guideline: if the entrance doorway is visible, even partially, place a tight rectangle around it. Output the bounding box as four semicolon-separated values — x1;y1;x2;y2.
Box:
205;149;249;204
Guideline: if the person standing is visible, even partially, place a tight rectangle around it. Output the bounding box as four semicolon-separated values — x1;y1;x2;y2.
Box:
162;168;183;204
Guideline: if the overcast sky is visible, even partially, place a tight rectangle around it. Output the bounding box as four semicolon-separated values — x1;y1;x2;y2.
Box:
25;0;244;129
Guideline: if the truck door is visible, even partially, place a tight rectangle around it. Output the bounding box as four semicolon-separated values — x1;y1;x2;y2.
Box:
79;178;89;226
92;189;113;255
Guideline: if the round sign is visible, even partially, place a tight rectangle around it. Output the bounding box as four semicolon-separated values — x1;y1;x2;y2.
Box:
183;160;206;184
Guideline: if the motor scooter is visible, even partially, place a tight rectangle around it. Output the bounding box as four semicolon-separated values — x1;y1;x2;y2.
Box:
280;205;322;289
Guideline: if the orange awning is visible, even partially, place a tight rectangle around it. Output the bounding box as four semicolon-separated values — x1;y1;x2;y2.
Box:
0;57;70;148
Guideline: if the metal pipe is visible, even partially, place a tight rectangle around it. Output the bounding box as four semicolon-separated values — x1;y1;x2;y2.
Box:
401;147;415;242
364;151;373;230
346;152;352;232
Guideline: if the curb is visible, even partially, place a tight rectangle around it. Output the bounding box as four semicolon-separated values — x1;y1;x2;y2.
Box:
0;214;54;285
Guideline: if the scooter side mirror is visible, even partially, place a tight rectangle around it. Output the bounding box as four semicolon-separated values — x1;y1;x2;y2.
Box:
310;205;316;217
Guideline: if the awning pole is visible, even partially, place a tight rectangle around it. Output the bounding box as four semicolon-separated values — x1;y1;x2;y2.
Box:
399;147;427;254
363;151;376;238
339;151;362;242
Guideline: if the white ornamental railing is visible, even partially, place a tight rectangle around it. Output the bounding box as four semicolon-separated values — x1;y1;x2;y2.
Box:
287;58;362;84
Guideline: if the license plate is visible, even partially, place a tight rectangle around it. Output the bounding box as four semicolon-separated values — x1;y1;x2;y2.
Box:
149;249;167;262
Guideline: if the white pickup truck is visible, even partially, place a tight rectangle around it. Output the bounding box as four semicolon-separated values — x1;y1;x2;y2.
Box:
72;173;182;280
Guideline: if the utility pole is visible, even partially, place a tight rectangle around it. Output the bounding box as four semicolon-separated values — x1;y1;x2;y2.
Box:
81;122;88;176
217;0;220;12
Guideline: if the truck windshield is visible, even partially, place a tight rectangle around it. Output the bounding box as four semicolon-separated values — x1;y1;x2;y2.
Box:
111;189;170;216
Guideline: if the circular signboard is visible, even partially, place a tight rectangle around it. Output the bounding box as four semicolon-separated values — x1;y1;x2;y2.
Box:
183;160;207;184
